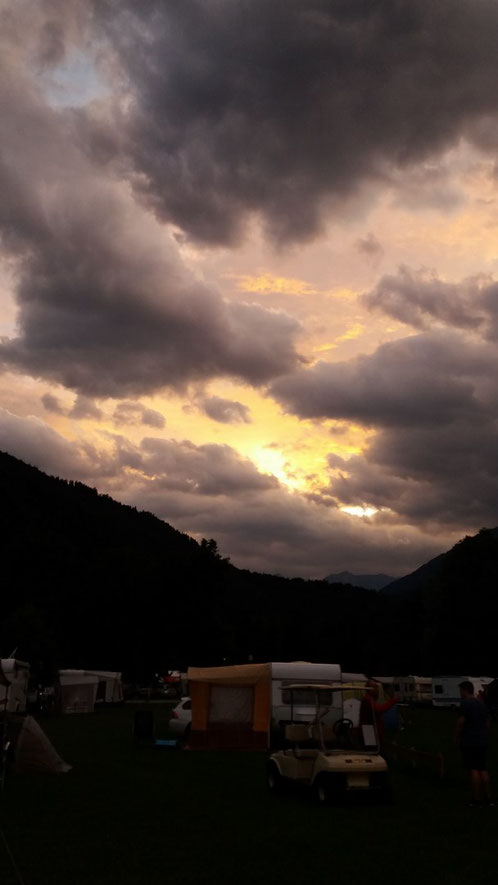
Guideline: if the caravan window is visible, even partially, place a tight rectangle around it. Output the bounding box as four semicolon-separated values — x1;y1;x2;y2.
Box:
434;685;443;694
281;689;333;706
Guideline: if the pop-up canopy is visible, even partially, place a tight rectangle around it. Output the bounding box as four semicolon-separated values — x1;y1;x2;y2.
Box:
187;663;271;749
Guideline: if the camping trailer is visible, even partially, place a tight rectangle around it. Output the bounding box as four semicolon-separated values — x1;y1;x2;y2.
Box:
0;659;30;713
393;676;432;705
187;662;345;750
432;676;493;708
86;671;124;704
270;662;343;733
58;670;99;713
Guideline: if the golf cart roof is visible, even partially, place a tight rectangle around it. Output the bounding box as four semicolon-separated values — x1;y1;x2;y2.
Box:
285;682;371;692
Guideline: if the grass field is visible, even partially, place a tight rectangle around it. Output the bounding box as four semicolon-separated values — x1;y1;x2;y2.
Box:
1;705;497;885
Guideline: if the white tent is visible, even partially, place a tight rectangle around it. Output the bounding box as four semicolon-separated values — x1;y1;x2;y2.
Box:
9;715;71;774
0;659;30;713
58;670;99;713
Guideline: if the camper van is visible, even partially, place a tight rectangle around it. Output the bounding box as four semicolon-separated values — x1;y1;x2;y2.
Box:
393;675;432;705
0;658;30;712
432;676;493;708
270;662;343;735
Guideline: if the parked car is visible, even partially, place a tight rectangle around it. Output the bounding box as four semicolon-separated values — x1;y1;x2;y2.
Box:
169;697;192;738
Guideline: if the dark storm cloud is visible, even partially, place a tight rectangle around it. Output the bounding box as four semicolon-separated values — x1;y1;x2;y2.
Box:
137;438;277;496
107;434;446;577
69;395;103;420
0;9;301;397
85;0;498;244
329;418;498;531
200;396;252;425
271;331;497;427
113;401;165;429
41;393;64;414
363;267;488;332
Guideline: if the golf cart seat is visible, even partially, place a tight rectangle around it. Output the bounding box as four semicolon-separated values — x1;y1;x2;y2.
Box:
284;724;336;744
285;724;311;742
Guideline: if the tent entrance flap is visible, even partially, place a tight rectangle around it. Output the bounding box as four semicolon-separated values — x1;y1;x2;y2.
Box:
188;663;271;750
209;686;253;723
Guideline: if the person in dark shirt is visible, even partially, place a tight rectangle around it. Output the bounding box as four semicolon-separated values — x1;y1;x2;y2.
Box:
456;681;492;806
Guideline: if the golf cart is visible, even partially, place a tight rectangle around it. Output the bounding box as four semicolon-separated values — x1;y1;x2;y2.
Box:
266;683;390;804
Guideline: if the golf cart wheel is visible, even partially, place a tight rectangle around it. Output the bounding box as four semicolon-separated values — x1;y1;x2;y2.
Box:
266;761;282;793
314;776;331;805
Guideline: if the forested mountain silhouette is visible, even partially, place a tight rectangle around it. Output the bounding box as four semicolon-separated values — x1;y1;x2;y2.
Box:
1;450;497;680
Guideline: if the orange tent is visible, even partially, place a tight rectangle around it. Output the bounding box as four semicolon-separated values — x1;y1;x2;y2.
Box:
187;663;271;749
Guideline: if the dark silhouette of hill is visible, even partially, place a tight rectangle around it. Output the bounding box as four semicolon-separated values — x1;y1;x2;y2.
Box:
383;528;498;597
0;450;407;679
382;555;447;596
1;449;498;679
324;571;395;591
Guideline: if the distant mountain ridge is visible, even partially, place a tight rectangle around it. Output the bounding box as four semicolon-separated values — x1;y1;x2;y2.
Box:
381;553;447;596
382;527;498;595
324;571;395;591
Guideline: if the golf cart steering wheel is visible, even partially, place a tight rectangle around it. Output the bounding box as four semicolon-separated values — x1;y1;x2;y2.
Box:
333;718;354;737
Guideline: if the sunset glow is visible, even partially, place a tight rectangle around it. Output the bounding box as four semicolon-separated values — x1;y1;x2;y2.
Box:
2;2;498;579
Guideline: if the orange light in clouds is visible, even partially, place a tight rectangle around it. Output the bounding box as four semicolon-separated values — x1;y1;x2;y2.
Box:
341;505;378;518
227;272;317;296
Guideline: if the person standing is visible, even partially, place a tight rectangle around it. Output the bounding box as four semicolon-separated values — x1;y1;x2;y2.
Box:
359;678;397;745
456;680;493;806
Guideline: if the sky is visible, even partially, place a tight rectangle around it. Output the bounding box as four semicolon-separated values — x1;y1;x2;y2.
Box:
1;0;498;579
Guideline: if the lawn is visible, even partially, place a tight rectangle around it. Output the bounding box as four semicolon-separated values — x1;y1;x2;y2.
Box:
1;705;497;885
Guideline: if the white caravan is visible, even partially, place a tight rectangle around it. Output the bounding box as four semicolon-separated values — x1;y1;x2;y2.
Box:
58;670;100;713
393;675;432;705
0;658;30;712
86;671;124;704
432;676;493;708
270;662;343;734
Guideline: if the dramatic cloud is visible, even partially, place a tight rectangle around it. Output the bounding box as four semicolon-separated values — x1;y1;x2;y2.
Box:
41;393;64;415
2;1;498;579
113;401;165;429
200;396;252;425
272;310;498;536
69;395;103;420
0;6;301;398
328;418;498;531
0;406;97;480
272;331;498;428
363;267;489;332
102;435;449;577
85;0;498;244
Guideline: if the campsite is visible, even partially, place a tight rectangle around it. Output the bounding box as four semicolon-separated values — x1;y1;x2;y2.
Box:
2;662;498;885
0;702;497;885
